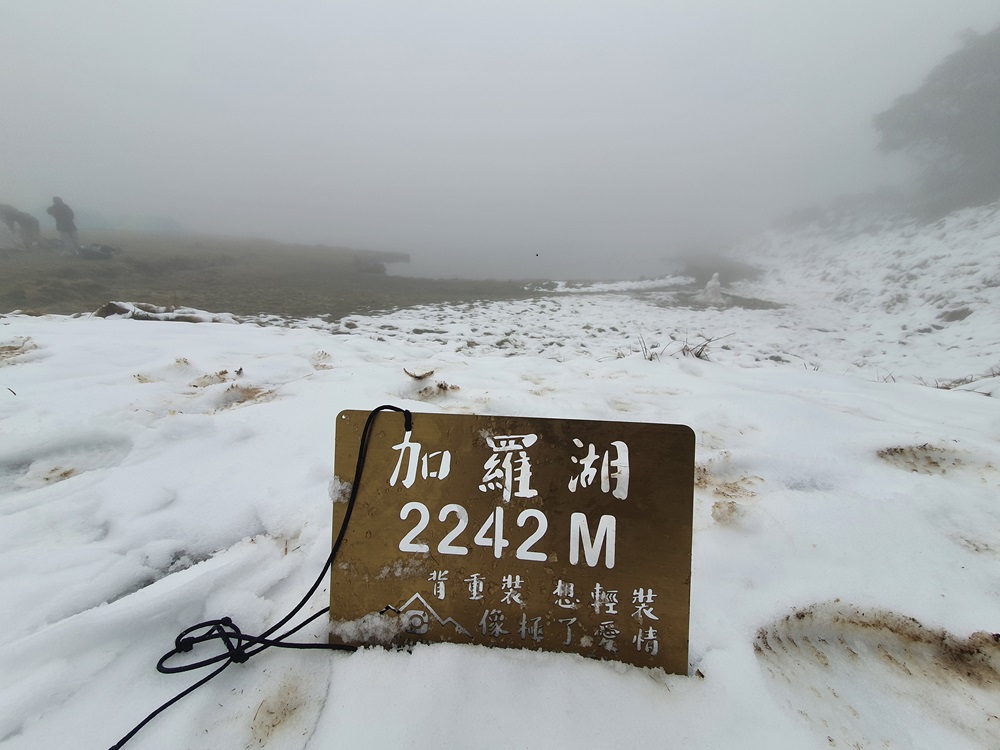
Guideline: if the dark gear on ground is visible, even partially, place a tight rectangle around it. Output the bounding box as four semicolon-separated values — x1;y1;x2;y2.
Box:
79;243;117;260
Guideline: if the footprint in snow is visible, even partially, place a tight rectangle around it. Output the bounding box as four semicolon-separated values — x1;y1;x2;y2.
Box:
754;601;1000;748
0;434;133;493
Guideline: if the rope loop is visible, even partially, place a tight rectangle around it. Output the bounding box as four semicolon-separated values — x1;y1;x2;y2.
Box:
111;404;411;750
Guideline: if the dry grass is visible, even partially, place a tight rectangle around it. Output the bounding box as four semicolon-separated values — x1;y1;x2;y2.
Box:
920;366;1000;391
0;231;537;318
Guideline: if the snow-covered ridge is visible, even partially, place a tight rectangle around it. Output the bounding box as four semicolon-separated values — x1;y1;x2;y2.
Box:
726;199;1000;385
736;200;1000;321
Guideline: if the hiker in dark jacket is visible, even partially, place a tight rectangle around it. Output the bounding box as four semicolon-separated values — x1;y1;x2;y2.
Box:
47;196;80;254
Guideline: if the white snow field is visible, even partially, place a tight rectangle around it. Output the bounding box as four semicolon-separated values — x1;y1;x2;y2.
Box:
1;201;999;749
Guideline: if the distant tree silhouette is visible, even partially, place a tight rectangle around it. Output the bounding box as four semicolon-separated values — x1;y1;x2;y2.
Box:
874;23;1000;217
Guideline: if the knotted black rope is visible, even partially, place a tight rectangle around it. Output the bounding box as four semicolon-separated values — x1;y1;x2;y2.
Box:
110;404;412;749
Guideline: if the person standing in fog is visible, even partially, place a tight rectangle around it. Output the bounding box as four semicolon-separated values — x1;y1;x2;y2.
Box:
47;196;80;254
0;204;41;249
702;272;725;306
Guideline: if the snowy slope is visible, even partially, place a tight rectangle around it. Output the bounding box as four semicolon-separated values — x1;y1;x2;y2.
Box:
1;202;999;750
728;201;1000;384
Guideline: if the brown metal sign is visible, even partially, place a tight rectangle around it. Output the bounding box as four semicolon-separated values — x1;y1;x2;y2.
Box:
329;409;694;674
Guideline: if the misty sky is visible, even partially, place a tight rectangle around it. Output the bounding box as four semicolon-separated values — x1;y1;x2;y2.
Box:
3;1;999;278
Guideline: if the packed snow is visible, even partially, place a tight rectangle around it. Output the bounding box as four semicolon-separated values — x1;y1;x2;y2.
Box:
1;201;999;749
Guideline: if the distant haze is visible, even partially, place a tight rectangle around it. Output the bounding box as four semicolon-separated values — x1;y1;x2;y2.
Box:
3;1;998;279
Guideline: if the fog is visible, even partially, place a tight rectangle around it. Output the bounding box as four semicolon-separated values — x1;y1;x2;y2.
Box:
3;1;998;279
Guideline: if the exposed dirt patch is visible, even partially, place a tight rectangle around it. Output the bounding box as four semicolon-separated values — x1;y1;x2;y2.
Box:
710;499;746;524
416;381;460;400
42;467;77;483
696;467;761;499
696;454;762;526
0;337;38;366
696;454;761;512
239;664;331;749
937;306;973;322
189;369;235;388
877;442;997;481
249;675;304;746
878;443;964;474
214;384;276;412
311;351;333;370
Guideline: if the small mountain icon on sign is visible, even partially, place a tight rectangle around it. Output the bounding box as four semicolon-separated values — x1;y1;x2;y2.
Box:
382;593;473;638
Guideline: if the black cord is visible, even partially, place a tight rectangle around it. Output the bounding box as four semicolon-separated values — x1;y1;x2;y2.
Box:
109;404;411;749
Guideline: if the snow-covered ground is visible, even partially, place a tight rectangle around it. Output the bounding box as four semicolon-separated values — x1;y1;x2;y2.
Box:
1;201;999;749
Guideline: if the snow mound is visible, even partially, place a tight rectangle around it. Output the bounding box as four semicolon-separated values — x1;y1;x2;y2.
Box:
93;301;242;324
